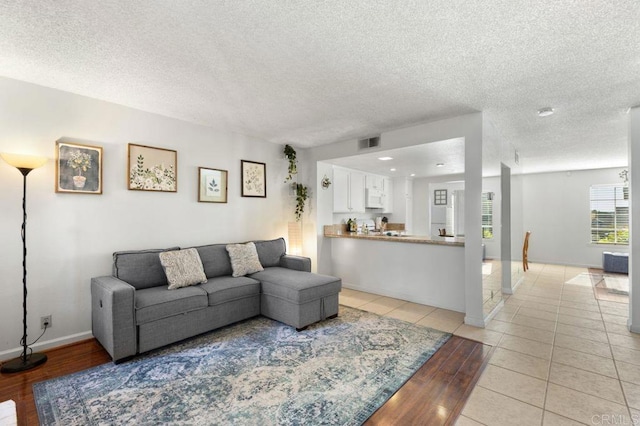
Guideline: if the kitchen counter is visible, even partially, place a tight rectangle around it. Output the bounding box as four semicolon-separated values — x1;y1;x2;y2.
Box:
323;226;464;247
325;227;466;312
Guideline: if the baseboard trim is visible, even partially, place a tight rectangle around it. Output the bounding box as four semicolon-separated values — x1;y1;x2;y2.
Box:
482;299;505;325
464;315;485;328
0;331;93;362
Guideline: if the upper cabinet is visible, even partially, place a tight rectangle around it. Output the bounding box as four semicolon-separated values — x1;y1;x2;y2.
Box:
334;167;393;213
365;174;383;191
333;167;365;213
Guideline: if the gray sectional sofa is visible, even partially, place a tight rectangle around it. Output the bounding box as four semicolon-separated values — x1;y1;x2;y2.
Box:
91;238;341;362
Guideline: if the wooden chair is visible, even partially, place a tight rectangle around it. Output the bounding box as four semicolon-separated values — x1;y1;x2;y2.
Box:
523;231;531;272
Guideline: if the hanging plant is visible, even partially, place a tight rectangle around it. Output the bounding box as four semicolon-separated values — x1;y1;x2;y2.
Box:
293;183;309;221
284;144;297;182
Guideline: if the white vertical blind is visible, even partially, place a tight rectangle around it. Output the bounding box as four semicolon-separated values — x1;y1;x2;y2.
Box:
590;185;629;244
482;192;493;239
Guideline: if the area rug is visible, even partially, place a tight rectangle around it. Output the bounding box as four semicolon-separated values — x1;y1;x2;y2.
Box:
33;307;450;425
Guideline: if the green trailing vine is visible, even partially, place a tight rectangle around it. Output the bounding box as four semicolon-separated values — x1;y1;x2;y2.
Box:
284;144;297;182
294;183;309;221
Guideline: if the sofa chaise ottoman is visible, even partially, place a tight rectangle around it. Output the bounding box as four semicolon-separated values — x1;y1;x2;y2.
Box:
91;238;341;362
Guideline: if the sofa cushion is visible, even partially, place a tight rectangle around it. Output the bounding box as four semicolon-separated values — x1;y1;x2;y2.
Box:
254;238;286;268
113;247;180;290
199;276;261;306
135;285;208;325
226;242;264;277
251;267;341;304
192;244;233;278
159;248;208;289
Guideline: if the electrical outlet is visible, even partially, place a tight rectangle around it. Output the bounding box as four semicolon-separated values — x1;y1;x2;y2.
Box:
41;315;52;330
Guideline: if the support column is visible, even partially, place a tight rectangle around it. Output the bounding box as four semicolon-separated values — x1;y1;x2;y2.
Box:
501;163;513;294
629;106;640;333
464;115;484;327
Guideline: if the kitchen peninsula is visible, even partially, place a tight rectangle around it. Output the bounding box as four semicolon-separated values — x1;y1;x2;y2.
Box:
325;226;466;312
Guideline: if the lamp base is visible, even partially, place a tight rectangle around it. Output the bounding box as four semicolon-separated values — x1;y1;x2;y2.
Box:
1;352;47;373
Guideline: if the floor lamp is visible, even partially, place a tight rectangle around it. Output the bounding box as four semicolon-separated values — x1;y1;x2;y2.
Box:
1;153;48;373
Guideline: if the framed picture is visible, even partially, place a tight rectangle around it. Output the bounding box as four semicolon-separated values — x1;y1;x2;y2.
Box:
241;160;266;198
128;144;177;192
55;141;103;194
198;167;228;203
434;189;447;205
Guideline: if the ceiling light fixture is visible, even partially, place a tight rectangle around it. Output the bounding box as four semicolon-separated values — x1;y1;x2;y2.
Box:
537;107;554;117
378;157;393;161
410;173;416;177
390;168;396;172
436;163;444;167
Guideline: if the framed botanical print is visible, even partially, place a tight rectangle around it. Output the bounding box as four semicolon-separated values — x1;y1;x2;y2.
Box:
128;144;177;192
241;160;266;198
55;141;103;194
198;167;228;203
434;189;447;205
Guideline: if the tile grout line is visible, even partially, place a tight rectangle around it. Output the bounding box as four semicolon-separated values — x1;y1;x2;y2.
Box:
538;267;562;426
597;293;635;419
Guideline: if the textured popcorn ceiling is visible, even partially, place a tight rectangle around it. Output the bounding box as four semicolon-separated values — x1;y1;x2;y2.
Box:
1;1;639;173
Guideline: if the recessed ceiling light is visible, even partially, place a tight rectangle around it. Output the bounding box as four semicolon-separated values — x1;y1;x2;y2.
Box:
538;107;554;117
410;173;416;177
378;157;393;161
390;168;396;172
436;163;445;167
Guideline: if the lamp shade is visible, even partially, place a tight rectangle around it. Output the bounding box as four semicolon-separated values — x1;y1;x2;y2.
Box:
0;153;48;170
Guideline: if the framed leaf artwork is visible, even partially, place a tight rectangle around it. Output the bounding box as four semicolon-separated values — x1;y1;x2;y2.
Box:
198;167;228;203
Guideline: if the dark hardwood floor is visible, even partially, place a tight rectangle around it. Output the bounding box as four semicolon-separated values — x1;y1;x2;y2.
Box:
0;336;491;425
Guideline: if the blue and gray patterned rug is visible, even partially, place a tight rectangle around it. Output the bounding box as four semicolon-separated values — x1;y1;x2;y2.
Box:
34;307;450;425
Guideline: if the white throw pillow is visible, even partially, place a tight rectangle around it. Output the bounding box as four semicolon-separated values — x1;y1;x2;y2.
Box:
159;248;208;290
226;242;264;277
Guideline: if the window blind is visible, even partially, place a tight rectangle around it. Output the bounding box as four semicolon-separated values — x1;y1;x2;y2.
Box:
482;192;493;239
590;185;629;244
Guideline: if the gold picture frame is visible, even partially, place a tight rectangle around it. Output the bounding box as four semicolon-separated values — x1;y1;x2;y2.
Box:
55;141;103;194
198;167;228;203
128;144;177;192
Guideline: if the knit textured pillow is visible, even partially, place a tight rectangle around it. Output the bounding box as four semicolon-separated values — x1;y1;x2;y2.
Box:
226;242;264;277
159;248;208;290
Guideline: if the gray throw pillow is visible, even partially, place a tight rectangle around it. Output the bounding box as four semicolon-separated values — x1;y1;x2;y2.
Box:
226;242;264;277
159;248;208;290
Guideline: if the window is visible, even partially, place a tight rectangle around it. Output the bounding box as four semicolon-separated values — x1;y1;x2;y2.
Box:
482;192;493;239
590;185;629;245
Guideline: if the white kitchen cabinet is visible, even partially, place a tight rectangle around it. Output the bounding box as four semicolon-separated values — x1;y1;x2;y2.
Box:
382;177;393;213
365;174;383;191
333;167;365;213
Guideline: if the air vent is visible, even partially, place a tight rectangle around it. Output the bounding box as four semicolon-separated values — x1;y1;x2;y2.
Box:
358;136;381;150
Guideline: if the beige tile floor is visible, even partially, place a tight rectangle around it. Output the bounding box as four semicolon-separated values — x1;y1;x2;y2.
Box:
339;263;639;425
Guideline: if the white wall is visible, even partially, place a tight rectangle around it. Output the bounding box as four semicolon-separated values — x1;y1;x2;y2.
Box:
391;178;413;232
412;177;465;237
522;167;628;267
0;77;292;358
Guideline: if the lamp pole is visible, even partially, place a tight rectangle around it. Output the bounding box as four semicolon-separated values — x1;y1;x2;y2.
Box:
1;154;48;373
